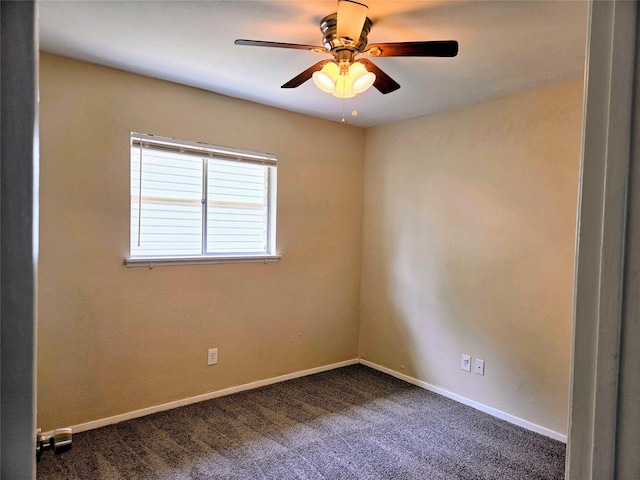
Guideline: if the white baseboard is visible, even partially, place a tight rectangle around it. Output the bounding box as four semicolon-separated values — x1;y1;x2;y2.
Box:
55;358;359;436
46;357;566;444
359;359;567;443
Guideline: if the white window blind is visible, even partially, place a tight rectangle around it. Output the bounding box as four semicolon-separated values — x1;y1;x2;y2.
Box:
129;133;278;264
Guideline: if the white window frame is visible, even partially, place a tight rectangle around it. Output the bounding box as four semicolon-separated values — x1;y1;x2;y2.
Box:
125;133;280;268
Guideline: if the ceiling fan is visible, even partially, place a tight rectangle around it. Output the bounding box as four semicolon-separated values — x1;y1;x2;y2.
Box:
235;0;458;98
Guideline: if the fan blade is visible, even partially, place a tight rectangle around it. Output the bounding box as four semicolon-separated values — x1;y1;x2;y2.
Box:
337;0;368;44
357;59;400;94
281;60;331;88
365;40;459;57
235;39;324;52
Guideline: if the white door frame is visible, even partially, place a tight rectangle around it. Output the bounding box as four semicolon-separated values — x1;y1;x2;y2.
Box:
566;2;637;479
0;1;38;478
615;14;640;474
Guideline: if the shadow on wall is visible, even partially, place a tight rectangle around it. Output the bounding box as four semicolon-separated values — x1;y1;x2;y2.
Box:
360;104;577;429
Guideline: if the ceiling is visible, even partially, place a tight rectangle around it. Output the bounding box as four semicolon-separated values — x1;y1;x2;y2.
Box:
38;1;589;128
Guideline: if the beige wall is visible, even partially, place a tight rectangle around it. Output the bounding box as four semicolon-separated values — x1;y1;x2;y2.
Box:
37;53;364;431
38;52;582;437
359;79;583;435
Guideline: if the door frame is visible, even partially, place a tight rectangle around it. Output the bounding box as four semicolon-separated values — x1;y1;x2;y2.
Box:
566;1;637;479
0;1;38;478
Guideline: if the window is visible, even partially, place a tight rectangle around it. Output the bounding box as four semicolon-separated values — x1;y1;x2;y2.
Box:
125;133;279;267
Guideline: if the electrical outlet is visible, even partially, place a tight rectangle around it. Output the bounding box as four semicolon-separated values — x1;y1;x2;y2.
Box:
475;359;485;376
207;348;218;366
461;354;471;372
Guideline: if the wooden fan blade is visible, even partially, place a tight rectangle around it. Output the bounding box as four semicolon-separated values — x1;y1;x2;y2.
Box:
365;40;459;57
281;60;332;88
357;59;400;94
235;39;324;52
337;0;368;44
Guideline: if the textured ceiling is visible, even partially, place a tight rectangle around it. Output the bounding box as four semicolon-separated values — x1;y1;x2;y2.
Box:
38;1;589;128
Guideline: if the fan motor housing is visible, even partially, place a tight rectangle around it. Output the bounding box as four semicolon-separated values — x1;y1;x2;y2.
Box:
319;13;372;54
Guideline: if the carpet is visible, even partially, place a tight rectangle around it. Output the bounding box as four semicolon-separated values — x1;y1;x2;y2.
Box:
37;364;565;479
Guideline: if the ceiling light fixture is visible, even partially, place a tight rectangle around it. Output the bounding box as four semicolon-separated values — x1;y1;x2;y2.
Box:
349;62;375;93
312;61;376;98
312;62;340;93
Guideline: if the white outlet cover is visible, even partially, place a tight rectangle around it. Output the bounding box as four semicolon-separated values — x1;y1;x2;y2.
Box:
461;354;471;372
475;359;485;376
208;348;218;366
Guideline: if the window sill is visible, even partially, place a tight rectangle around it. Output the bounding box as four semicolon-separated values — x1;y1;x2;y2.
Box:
124;254;281;268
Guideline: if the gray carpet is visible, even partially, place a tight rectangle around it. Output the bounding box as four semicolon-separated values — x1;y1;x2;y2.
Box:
37;365;565;479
